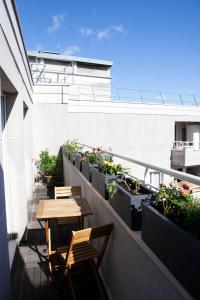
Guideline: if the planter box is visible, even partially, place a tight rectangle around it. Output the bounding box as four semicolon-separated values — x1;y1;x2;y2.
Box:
75;153;82;171
142;202;200;299
109;183;153;230
82;161;97;182
91;168;117;199
69;152;75;165
62;147;70;160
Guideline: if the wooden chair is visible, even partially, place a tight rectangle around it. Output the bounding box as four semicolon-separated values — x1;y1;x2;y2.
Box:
54;186;82;199
54;186;83;235
48;223;113;299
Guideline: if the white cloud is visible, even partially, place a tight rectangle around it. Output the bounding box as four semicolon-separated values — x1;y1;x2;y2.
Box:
112;24;125;33
80;27;93;36
97;30;109;40
80;24;126;40
62;46;80;56
47;12;67;33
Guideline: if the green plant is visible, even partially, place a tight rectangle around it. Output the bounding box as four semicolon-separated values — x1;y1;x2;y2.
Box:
107;177;141;198
83;148;112;165
106;181;118;198
36;150;58;176
152;184;200;239
98;161;127;176
63;140;82;153
84;150;101;164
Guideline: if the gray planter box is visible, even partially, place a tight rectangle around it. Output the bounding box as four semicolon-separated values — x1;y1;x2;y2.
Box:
91;168;117;199
82;161;97;182
75;153;82;171
109;183;153;230
62;147;70;160
69;152;75;165
142;202;200;299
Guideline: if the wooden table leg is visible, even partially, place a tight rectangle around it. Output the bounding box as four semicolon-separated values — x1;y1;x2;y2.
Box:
45;219;49;243
81;216;84;229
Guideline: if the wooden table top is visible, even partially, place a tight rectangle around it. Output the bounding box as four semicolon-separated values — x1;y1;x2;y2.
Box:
36;198;93;220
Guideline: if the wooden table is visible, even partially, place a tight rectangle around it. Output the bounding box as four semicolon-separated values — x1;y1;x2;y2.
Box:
36;198;93;242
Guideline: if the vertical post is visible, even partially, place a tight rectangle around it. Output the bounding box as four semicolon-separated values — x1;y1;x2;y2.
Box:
160;92;164;104
179;94;184;105
144;167;148;184
139;89;143;102
92;86;95;101
61;85;63;104
117;88;120;101
193;95;198;106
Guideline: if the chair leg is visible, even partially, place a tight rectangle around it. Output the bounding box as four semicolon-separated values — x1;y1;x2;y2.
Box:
67;272;77;300
89;260;108;300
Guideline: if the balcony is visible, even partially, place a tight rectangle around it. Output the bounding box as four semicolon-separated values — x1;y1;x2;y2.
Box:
171;141;200;167
11;145;200;300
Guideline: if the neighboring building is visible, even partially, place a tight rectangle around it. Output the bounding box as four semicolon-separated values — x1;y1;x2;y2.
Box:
28;50;112;102
171;122;200;176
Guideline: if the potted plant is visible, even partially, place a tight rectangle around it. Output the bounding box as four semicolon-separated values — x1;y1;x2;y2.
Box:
36;149;59;186
142;184;200;299
82;148;111;182
91;160;127;199
63;140;82;165
108;176;154;230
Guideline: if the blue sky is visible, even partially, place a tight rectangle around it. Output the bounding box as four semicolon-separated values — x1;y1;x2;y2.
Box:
16;0;200;95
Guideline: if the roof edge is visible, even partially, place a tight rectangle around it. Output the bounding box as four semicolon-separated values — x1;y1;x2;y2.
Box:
27;50;113;66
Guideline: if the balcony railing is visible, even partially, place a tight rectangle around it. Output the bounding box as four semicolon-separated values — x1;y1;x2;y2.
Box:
79;143;200;186
172;140;200;150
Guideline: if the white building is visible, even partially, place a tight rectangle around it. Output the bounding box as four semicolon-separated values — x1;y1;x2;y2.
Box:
0;1;200;299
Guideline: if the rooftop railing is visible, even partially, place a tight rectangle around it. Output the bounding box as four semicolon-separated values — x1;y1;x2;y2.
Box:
33;80;200;106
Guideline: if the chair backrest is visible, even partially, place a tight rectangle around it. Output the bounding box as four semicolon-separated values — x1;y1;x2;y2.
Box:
66;223;113;268
54;186;82;199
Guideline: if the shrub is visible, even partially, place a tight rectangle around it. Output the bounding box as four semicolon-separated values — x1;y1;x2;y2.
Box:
63;140;82;153
36;149;58;176
152;184;200;240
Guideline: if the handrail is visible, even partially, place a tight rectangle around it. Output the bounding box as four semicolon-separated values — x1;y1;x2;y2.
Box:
78;143;200;186
173;141;200;150
34;83;200;106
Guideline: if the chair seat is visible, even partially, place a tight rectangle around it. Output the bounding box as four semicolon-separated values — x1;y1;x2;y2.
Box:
49;242;99;269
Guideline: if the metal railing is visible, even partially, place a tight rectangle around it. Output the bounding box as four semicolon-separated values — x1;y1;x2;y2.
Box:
173;141;200;150
78;143;200;186
34;81;200;106
68;84;200;106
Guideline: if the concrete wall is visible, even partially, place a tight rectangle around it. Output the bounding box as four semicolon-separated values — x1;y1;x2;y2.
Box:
32;94;200;185
32;103;68;158
63;157;192;300
0;2;33;299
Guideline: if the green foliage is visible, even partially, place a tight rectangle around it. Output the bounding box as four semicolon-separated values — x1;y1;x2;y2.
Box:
63;140;82;153
83;148;112;165
36;150;58;176
106;181;118;198
153;184;200;239
98;161;127;176
84;151;101;164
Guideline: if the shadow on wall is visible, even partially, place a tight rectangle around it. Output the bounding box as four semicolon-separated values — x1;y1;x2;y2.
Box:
0;163;10;300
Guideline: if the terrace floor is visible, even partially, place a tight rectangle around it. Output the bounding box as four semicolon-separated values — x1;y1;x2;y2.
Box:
11;184;108;300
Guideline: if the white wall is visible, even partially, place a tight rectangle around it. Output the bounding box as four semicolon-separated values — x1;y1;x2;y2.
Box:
32;96;200;186
0;0;33;287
